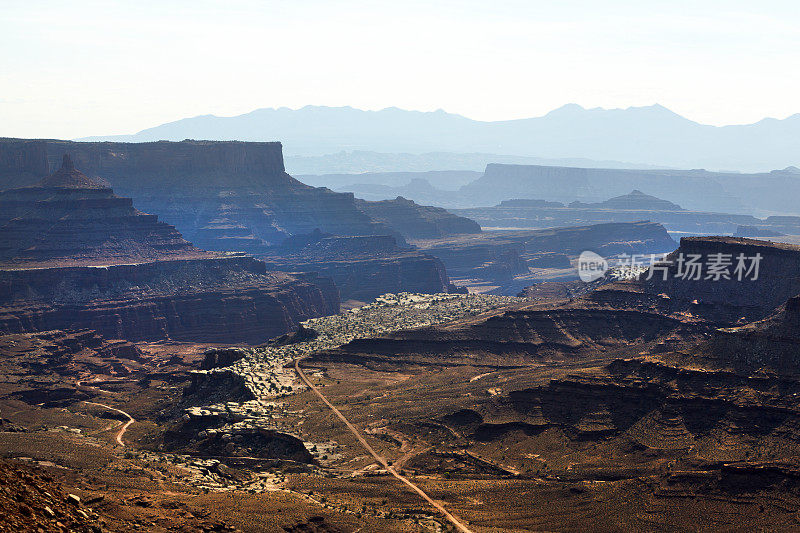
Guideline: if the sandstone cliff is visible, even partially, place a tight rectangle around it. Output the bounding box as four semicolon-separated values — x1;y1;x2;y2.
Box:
262;233;451;302
0;258;338;343
0;138;398;249
587;237;800;325
0;155;204;266
0;157;339;343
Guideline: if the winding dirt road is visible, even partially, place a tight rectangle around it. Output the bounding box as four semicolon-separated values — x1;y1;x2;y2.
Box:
84;401;134;447
294;358;474;533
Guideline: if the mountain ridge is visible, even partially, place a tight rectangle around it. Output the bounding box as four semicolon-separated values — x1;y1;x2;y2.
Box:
76;104;800;172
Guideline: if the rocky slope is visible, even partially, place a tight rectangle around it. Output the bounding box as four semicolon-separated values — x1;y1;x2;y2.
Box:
0;155;205;267
0;458;105;532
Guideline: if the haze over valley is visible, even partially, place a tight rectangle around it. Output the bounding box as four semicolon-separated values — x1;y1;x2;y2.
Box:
3;2;800;532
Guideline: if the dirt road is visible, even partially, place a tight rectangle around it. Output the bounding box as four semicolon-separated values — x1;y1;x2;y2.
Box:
294;358;474;533
84;401;134;447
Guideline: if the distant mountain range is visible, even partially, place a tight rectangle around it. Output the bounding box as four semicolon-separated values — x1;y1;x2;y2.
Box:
78;104;800;172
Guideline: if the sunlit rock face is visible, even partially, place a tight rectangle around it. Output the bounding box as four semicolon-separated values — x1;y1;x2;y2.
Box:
0;139;398;250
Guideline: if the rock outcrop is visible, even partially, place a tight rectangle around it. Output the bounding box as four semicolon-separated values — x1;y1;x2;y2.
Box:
261;232;451;302
0;138;398;250
355;196;481;239
587;237;800;325
0;155;203;266
0;157;339;343
0;258;338;343
700;295;800;374
0;139;466;303
411;221;676;283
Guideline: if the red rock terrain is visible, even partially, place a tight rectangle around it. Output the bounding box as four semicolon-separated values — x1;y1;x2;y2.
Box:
0;156;339;343
0;139;479;303
586;236;800;325
274;236;800;530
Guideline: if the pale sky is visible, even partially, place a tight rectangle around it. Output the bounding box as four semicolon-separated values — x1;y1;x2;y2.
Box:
2;0;800;139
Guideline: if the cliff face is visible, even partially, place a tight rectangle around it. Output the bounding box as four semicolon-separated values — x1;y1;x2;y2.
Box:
411;221;676;282
0;257;338;343
0;139;49;185
589;237;800;325
0;157;202;266
0;157;340;343
262;234;451;302
0;138;397;249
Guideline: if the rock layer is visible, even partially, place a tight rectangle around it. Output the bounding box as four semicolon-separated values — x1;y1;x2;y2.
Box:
262;234;451;302
0;258;338;343
0;157;340;343
0;155;203;266
0;138;398;249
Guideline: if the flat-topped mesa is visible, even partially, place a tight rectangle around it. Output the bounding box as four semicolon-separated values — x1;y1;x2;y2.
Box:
0;155;204;266
0;157;340;343
590;236;800;325
0;139;397;250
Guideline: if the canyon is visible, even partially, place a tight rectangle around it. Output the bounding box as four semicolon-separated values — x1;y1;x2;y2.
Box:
2;142;799;532
0;156;339;343
0;138;480;302
411;220;677;293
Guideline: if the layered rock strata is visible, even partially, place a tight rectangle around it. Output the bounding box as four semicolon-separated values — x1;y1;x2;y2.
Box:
588;237;800;325
0;157;339;343
411;221;676;281
0;138;398;250
261;233;451;302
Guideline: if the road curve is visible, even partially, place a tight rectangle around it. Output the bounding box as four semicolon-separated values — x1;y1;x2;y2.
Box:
294;358;474;533
84;401;135;447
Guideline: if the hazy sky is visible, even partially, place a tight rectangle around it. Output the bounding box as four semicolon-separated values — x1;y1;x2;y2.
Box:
3;0;800;139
